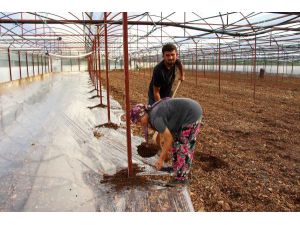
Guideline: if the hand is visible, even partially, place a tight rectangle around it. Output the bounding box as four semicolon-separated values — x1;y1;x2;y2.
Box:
155;158;164;170
179;75;185;81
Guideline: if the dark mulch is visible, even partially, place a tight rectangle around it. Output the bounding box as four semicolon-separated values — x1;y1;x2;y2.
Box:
87;103;107;109
137;142;160;158
95;122;120;130
100;164;151;191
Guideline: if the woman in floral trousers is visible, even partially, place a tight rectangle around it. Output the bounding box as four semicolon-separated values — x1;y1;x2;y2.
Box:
130;97;203;184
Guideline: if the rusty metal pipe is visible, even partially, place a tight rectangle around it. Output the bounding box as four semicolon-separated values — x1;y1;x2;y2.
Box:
18;50;22;79
26;52;29;77
41;55;44;75
97;30;103;105
253;35;257;100
32;53;35;76
123;12;133;177
218;38;221;93
104;12;111;123
8;48;12;81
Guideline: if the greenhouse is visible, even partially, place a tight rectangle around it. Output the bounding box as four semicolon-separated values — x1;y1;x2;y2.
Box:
0;12;299;212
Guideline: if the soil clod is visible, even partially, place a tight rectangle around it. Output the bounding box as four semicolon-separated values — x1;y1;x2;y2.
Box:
137;142;160;158
95;122;120;130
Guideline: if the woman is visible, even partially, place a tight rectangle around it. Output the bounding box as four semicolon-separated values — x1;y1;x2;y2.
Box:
130;98;203;183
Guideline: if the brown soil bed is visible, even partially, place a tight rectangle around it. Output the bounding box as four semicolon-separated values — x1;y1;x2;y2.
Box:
137;142;160;158
100;69;300;211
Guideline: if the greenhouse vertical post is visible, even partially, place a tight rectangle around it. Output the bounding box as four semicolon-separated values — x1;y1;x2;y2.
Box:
97;29;103;105
104;12;111;123
8;48;12;81
253;35;257;101
18;50;22;79
26;52;29;77
78;52;80;71
195;42;198;86
41;55;44;75
123;12;133;177
94;38;99;94
32;53;35;76
218;38;221;93
37;55;40;74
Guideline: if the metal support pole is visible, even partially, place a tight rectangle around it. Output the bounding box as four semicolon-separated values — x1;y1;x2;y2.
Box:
123;12;133;177
234;56;237;72
212;53;215;72
195;43;198;86
26;52;29;77
104;12;111;123
192;54;194;77
8;48;12;81
94;39;98;93
291;57;294;75
32;53;35;76
78;51;80;71
44;57;47;73
97;30;103;105
41;55;44;75
18;50;22;79
47;56;49;73
61;51;63;72
253;35;257;100
277;47;279;76
88;56;90;76
38;55;40;75
50;57;53;72
70;52;72;72
143;56;146;77
218;38;221;93
138;56;141;76
203;54;206;78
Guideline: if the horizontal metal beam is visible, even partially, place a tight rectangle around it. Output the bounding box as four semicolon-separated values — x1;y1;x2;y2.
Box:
0;19;242;37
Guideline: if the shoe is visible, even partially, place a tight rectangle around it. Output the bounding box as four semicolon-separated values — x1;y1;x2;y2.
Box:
160;166;173;173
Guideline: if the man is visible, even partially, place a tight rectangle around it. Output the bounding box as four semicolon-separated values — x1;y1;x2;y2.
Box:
148;43;185;106
130;98;203;183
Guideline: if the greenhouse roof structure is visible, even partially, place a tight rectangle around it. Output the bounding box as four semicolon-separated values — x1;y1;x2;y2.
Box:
0;12;299;62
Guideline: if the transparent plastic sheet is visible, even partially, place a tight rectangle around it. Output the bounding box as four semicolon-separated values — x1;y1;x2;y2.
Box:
0;72;194;211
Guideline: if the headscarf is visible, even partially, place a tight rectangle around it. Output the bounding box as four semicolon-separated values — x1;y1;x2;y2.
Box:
130;103;149;142
130;103;147;124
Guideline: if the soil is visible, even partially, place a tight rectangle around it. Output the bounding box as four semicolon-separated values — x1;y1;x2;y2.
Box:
95;122;120;130
99;68;300;212
89;94;102;99
88;103;107;109
101;164;152;191
93;130;103;139
137;142;160;158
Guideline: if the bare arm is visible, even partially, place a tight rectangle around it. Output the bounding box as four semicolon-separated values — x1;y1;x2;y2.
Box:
176;61;185;81
153;86;161;102
155;127;173;170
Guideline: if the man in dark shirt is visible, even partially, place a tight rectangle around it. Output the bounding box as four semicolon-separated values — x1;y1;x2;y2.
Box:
148;43;185;105
130;98;203;183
